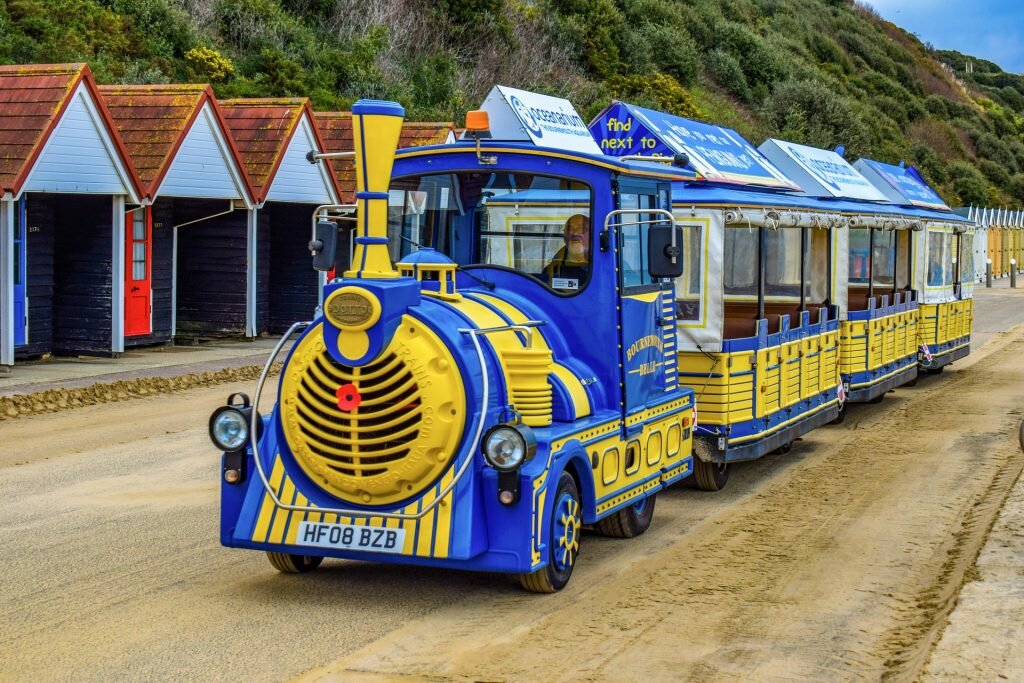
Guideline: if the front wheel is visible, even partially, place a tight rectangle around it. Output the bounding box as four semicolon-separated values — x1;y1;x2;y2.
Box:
596;493;656;538
693;457;729;491
267;552;323;574
519;472;581;593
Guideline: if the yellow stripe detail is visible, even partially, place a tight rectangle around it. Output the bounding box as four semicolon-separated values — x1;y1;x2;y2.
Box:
623;291;661;303
551;363;592;418
471;293;592;419
269;477;296;544
252;456;285;542
432;469;456;558
287;494;309;545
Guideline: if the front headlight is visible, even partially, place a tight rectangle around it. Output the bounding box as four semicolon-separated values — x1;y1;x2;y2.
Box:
482;423;536;471
209;406;249;452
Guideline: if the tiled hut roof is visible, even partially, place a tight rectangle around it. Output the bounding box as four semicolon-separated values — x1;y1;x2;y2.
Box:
219;97;335;204
0;63;139;197
98;84;252;202
313;112;455;202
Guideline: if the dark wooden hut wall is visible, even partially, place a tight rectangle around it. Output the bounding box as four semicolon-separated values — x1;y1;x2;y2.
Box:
53;194;113;356
17;193;56;358
267;202;319;333
174;199;259;340
257;208;270;336
124;199;173;348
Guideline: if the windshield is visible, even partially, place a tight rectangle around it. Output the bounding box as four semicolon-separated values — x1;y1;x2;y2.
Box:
388;172;592;293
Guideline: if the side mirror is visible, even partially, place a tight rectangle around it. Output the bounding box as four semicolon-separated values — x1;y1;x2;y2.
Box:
648;223;684;278
310;220;337;272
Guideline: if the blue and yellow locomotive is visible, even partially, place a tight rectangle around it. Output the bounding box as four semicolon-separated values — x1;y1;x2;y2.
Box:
210;98;701;591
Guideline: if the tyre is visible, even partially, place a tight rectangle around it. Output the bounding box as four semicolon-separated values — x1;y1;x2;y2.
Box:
595;493;656;538
266;551;323;574
693;457;729;491
925;366;944;375
867;393;885;404
831;402;847;425
519;472;581;593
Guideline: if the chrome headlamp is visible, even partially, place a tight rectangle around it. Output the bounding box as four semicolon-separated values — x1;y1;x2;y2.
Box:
482;423;537;471
209;392;261;453
210;406;249;452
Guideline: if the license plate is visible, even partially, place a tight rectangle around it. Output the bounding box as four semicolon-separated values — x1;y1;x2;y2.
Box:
296;521;405;554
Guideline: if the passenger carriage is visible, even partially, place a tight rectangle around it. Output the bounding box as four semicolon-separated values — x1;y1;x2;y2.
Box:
852;157;974;375
592;102;844;486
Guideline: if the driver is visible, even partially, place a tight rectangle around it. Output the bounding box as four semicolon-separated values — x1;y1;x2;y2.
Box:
542;214;590;287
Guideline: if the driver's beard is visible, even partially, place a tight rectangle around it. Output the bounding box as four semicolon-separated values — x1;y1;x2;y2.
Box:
566;241;587;262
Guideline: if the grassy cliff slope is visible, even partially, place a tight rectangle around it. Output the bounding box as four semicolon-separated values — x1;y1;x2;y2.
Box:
1;0;1021;206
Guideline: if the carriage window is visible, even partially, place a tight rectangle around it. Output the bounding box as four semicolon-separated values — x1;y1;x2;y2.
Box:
960;233;974;284
927;231;954;287
675;223;703;321
388;172;592;293
849;228;897;288
724;227;758;296
725;227;828;300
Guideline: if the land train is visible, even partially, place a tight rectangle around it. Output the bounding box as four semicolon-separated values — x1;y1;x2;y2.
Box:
209;98;973;591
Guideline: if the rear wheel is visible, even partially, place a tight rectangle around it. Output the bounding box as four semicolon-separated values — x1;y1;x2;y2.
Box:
266;552;323;574
867;393;885;404
596;493;656;538
693;458;729;491
925;365;945;375
519;472;581;593
832;402;848;425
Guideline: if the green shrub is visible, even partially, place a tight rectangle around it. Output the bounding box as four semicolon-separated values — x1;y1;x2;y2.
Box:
185;47;234;82
910;143;948;185
807;33;851;73
979;158;1011;188
606;72;700;119
543;0;624;78
1008;173;1024;203
706;48;751;102
948;161;991;205
924;95;950;119
764;78;869;154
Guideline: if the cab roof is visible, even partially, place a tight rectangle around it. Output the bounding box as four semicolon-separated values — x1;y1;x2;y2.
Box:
394;140;700;182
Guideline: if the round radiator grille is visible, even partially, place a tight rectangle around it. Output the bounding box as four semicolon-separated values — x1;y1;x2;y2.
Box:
280;319;465;506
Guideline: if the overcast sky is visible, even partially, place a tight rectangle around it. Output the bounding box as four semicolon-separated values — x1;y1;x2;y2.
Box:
867;0;1024;74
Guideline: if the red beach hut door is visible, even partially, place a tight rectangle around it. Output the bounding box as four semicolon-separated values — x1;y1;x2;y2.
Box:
125;207;152;337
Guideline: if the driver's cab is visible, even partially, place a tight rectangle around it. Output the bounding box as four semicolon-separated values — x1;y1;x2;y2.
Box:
385;140;690;424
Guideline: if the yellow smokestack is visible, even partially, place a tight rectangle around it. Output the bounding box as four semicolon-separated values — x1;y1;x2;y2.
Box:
346;99;405;279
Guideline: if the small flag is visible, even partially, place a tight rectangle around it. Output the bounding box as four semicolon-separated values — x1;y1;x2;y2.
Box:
920;344;933;362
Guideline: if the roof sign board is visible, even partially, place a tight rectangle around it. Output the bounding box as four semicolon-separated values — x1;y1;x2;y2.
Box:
759;138;888;201
853;158;949;211
589;101;801;190
480;85;602;155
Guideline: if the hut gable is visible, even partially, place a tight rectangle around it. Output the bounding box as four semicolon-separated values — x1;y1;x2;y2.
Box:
0;63;139;201
265;114;337;204
314;112;455;202
219;98;337;205
99;85;251;203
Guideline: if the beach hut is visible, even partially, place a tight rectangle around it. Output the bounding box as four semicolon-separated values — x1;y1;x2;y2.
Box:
313;112;455;269
0;63;141;369
98;84;255;346
219;98;340;335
